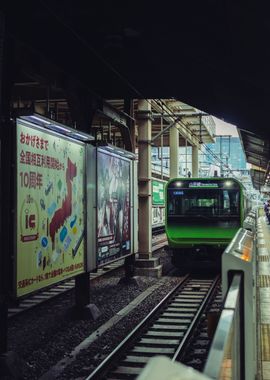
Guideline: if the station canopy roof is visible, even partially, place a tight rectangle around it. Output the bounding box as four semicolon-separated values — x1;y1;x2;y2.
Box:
105;99;216;147
238;129;270;190
250;168;267;191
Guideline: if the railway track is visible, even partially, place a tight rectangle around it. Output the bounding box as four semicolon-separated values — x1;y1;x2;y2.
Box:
86;274;220;380
152;226;165;236
8;233;167;319
181;284;222;371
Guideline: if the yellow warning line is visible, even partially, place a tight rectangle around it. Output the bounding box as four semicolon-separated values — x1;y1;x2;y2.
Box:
258;256;270;262
261;324;270;361
258;275;270;288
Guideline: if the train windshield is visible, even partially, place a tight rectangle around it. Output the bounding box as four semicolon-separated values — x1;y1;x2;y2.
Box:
168;188;240;218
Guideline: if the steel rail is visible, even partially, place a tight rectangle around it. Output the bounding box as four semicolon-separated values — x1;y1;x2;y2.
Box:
85;274;191;380
85;276;220;379
172;275;220;362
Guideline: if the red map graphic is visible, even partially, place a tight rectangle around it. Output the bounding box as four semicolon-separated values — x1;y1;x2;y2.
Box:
49;158;77;249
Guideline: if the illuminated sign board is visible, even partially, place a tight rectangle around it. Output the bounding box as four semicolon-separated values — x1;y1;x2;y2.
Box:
16;119;85;297
97;150;131;265
188;182;219;188
152;180;165;205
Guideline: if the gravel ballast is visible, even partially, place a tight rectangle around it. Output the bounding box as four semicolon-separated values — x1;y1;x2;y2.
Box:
7;247;177;379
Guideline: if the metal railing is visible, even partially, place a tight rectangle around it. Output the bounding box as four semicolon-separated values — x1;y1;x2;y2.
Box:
204;273;244;380
137;211;258;380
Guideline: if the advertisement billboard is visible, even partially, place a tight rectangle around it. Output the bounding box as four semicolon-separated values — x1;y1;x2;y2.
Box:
152;179;165;228
152;180;165;205
97;150;131;265
152;207;165;228
16;119;85;297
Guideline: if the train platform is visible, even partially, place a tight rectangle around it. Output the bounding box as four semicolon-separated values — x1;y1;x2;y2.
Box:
205;210;270;380
137;209;270;380
257;212;270;380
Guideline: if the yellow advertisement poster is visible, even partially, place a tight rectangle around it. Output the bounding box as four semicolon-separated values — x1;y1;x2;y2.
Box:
16;120;85;297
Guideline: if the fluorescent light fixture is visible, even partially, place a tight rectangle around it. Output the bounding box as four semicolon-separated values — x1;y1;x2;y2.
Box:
30;115;51;125
20;113;94;142
126;153;134;159
70;131;92;141
48;123;71;133
98;144;135;159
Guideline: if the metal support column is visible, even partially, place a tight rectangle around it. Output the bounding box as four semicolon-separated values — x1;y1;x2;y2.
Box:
0;11;8;357
136;100;162;277
65;81;100;316
0;13;24;378
192;145;199;177
169;125;179;178
123;98;136;280
137;100;152;259
75;273;90;307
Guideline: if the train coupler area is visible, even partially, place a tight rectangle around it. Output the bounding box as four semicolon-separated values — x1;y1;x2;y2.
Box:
171;247;222;273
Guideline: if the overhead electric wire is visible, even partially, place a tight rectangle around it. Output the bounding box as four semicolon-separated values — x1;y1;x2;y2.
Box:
36;1;237;177
38;0;145;100
151;99;237;178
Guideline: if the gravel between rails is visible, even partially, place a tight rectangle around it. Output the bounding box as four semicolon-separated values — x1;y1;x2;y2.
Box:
7;247;175;379
57;275;182;380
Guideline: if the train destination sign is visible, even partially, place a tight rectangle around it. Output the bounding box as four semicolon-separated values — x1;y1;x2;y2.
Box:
188;182;219;188
16;119;85;297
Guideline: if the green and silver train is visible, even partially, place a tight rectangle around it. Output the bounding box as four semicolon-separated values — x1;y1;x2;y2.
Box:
165;177;251;269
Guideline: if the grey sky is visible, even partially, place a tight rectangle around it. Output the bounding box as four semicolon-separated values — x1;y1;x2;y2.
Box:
213;116;239;137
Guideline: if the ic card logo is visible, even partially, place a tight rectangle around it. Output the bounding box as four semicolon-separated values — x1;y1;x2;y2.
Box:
20;198;39;242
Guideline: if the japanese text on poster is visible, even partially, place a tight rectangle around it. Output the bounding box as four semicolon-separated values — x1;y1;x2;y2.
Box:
16;120;85;297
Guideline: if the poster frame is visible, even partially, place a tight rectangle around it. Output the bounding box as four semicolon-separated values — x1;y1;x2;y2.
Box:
132;160;138;255
15;118;87;298
152;178;166;229
96;147;133;268
86;143;97;272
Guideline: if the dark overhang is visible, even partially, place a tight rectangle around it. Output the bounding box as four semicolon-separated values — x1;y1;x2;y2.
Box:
238;128;270;189
250;169;266;191
238;129;270;170
2;1;270;140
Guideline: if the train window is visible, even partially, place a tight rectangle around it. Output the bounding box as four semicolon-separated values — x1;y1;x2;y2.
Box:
168;188;240;218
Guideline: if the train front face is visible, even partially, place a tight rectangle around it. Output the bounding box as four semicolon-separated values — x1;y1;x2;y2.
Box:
166;178;243;265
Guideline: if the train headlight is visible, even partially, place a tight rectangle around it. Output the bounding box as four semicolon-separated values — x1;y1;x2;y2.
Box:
224;180;233;187
175;181;183;187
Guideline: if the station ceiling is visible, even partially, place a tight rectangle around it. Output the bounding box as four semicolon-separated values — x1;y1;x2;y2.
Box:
250;169;267;192
106;99;215;147
239;130;270;171
1;1;270;182
239;129;270;189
